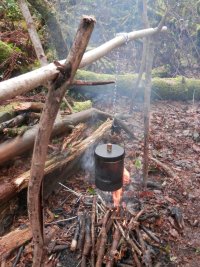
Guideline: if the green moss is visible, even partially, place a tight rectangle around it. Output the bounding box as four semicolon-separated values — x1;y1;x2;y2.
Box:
0;41;14;64
74;70;200;101
0;102;20;123
152;65;170;78
73;100;92;112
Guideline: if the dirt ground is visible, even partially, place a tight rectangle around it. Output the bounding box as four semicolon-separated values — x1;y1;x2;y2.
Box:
1;98;200;266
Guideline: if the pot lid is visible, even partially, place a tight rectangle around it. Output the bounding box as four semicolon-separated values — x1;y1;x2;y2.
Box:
95;144;125;162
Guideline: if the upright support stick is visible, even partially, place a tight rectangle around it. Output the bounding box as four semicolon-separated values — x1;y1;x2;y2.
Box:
143;39;155;187
28;16;95;267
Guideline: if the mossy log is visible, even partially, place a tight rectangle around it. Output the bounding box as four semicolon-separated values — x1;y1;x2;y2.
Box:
75;70;200;101
0;102;20;123
0;41;14;64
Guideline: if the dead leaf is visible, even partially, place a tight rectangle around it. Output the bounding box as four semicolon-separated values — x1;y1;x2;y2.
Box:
164;196;177;204
169;228;179;239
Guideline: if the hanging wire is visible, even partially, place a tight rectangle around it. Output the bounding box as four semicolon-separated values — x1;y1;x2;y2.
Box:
112;47;120;115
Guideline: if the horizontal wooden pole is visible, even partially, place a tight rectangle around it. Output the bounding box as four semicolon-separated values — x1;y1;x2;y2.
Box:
0;27;167;103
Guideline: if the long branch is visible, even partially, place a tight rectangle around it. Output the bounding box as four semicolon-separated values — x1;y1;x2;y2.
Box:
0;26;167;103
28;16;95;267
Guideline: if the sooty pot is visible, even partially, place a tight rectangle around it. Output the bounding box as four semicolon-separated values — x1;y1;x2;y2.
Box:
94;143;125;191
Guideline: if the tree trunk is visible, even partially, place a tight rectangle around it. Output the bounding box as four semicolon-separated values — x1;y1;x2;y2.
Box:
27;0;68;59
18;0;48;66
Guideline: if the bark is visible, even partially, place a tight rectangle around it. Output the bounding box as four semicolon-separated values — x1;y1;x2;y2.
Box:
0;227;32;261
27;0;68;59
0;26;167;103
28;15;95;265
18;0;48;66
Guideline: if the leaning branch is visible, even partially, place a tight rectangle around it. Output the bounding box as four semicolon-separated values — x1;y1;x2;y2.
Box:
0;26;167;102
28;16;95;267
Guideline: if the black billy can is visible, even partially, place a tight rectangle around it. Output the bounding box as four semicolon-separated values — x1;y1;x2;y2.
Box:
94;143;125;191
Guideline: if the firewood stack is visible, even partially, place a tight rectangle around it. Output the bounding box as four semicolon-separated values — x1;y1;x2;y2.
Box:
69;193;161;267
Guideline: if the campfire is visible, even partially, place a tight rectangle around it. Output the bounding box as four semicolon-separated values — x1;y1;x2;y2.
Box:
64;144;161;267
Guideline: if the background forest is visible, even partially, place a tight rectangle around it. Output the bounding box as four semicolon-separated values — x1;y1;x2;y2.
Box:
0;0;200;81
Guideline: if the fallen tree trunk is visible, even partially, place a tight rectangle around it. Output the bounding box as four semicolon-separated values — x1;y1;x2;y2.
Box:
0;119;112;211
74;70;200;101
0;111;111;204
0;108;109;165
0;227;32;261
0;27;167;102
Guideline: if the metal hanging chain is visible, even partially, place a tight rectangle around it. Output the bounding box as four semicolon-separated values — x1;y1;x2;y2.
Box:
112;47;120;115
112;32;130;115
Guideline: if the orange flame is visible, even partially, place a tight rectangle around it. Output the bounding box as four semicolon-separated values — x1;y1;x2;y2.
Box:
112;168;130;208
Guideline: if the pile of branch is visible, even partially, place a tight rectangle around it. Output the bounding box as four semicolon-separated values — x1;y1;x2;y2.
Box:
70;195;161;267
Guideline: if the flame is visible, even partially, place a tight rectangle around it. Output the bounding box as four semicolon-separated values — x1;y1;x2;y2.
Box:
112;168;130;208
112;188;123;208
123;167;130;185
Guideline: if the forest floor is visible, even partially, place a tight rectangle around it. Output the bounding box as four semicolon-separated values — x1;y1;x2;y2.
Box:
1;97;200;267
